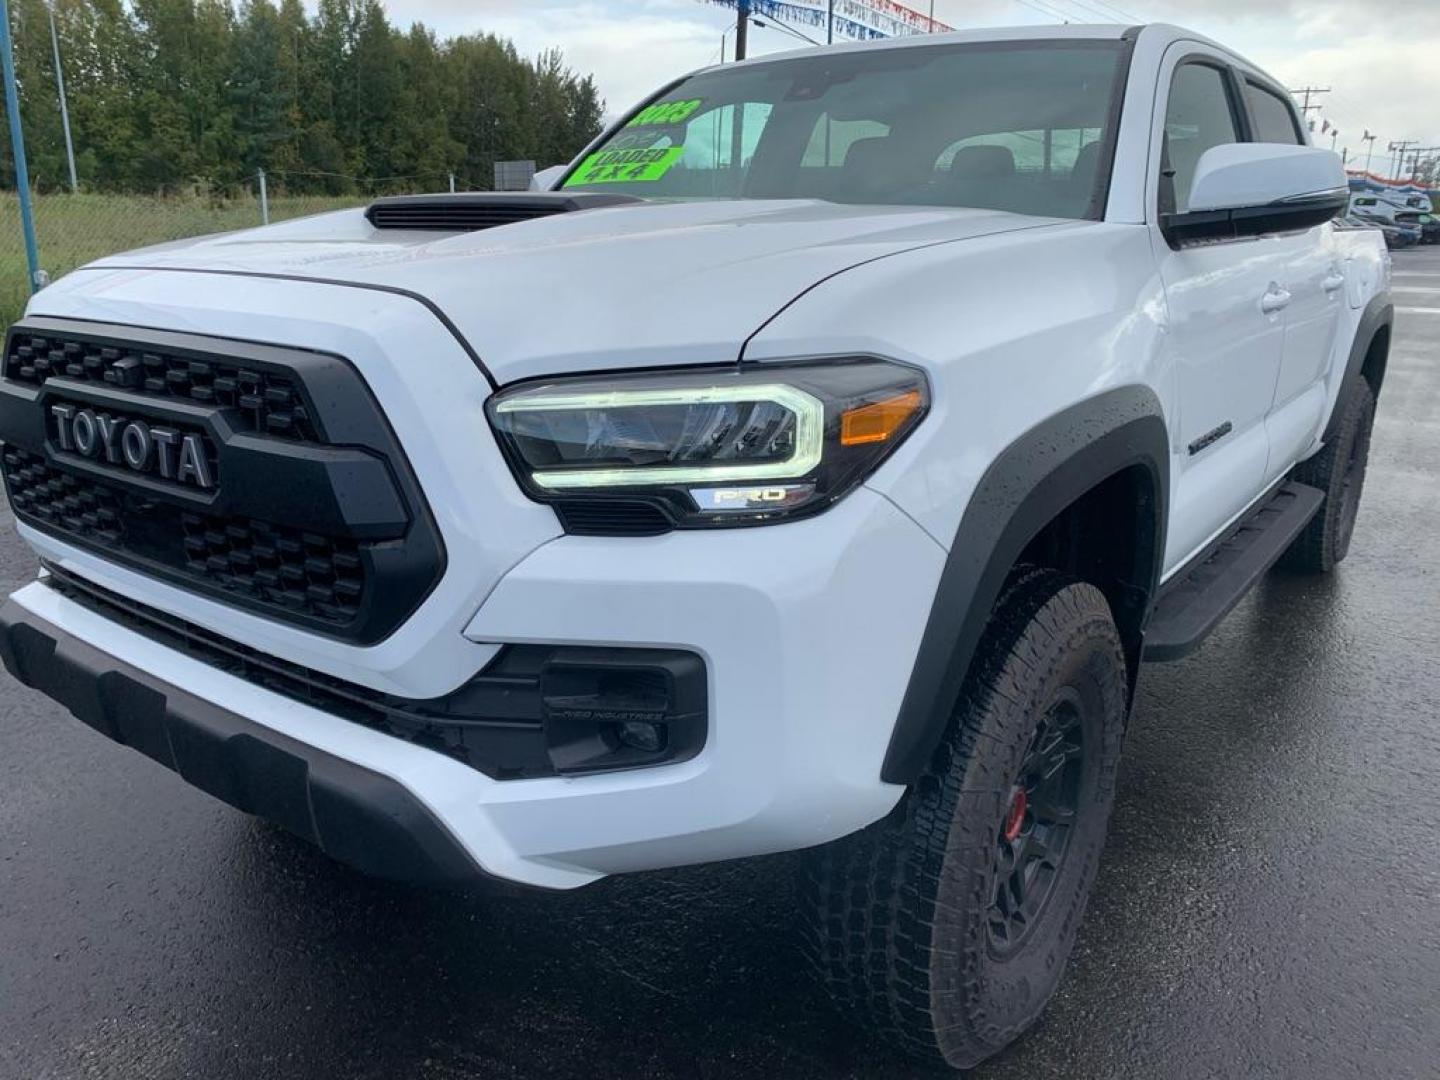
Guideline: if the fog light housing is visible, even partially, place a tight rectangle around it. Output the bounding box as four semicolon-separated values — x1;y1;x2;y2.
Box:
540;650;706;774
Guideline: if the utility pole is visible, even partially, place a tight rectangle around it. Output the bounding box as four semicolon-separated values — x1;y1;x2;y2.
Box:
929;0;937;31
1361;130;1376;174
1403;147;1440;184
0;0;42;292
827;0;835;43
1289;85;1330;120
1388;140;1415;181
47;1;76;192
734;0;750;61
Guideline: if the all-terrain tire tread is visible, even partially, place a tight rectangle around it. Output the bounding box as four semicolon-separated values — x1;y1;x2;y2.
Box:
801;568;1126;1069
1278;379;1376;574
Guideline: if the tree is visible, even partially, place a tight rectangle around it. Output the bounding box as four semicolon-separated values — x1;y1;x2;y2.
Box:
1;0;606;194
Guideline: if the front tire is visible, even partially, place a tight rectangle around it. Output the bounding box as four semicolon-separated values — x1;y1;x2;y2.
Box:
801;569;1128;1070
1278;378;1376;574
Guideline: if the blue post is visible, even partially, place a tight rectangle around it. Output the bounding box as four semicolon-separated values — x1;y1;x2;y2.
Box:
0;0;42;293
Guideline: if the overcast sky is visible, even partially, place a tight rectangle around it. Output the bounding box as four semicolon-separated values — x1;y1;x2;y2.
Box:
372;0;1439;175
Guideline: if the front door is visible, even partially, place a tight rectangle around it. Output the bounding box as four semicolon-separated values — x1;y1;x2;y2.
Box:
1152;53;1290;573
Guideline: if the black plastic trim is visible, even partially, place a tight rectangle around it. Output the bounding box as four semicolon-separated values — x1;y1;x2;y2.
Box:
42;565;707;781
0;318;446;643
1162;189;1348;246
1088;25;1142;221
880;387;1168;784
365;191;644;231
1143;480;1323;661
0;597;490;888
1324;294;1393;443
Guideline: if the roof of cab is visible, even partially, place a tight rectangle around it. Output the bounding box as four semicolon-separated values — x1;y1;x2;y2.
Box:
696;23;1268;91
706;22;1260;67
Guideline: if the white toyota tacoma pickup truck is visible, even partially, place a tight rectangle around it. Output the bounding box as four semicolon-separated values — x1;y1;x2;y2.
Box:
0;23;1391;1070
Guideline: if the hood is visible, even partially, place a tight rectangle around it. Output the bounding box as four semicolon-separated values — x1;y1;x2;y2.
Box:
80;199;1071;384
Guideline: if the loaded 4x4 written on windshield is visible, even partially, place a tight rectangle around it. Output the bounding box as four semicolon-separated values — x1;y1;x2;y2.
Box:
564;41;1127;219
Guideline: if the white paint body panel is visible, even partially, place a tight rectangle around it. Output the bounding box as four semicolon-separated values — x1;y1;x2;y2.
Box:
9;486;944;888
4;23;1391;886
1185;143;1347;213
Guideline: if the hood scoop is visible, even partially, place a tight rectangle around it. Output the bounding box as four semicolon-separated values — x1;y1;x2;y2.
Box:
364;191;644;233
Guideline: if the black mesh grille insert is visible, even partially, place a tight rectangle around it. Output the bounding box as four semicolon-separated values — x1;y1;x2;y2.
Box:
5;447;366;627
5;332;317;440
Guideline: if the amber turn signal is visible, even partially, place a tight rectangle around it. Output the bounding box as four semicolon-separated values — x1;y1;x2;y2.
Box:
840;389;923;446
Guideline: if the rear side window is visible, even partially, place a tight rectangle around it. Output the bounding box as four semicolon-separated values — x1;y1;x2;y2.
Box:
1162;63;1242;213
1245;82;1304;145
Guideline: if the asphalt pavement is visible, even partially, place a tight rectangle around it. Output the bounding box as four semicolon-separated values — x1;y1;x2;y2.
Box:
2;247;1438;1080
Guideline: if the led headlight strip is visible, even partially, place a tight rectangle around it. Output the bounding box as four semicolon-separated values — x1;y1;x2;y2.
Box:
493;383;825;490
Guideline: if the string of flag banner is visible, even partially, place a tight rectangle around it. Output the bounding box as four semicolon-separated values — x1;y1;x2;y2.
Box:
700;0;951;42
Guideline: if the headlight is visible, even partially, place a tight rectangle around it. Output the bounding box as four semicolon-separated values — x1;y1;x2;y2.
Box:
486;359;928;531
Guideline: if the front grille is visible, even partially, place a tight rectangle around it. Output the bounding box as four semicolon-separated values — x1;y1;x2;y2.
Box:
5;332;316;440
6;447;366;626
45;567;706;780
0;318;444;643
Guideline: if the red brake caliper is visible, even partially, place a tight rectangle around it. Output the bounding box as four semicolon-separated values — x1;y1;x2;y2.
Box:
1002;787;1027;843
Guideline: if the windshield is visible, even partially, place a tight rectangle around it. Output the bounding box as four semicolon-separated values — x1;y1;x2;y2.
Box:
562;40;1126;221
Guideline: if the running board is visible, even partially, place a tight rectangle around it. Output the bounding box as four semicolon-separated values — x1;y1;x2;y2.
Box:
1143;481;1325;662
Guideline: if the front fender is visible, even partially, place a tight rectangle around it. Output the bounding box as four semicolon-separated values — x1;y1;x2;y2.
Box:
742;223;1173;784
879;387;1168;782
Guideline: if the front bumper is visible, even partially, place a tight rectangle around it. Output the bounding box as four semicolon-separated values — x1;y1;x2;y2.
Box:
0;595;485;887
4;488;946;889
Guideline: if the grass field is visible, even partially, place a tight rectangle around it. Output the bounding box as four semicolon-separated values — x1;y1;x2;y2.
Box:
1;192;365;328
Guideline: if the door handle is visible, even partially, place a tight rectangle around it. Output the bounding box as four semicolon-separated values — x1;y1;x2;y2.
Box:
1322;273;1347;293
1260;287;1292;314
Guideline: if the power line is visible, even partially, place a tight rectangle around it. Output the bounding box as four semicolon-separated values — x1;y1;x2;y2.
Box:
1087;0;1143;20
753;14;819;45
1044;0;1140;23
1005;0;1075;24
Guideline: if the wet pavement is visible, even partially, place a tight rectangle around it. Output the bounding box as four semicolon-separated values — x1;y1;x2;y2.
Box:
2;247;1439;1080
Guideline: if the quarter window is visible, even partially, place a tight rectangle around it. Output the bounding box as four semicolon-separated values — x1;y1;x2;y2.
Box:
1245;82;1304;145
1162;62;1241;213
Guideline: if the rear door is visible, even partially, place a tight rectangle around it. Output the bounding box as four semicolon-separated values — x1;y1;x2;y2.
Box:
1151;52;1290;572
1240;78;1347;482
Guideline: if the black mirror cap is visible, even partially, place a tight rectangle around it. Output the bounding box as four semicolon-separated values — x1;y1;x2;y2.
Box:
1161;187;1349;247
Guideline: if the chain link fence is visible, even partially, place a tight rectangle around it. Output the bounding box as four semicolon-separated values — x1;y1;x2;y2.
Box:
0;170;469;328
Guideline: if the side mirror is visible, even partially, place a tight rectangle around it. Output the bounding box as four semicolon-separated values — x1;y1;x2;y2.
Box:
1162;143;1348;246
530;164;569;192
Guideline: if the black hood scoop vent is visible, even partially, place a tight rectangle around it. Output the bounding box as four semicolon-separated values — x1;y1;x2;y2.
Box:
364;191;644;233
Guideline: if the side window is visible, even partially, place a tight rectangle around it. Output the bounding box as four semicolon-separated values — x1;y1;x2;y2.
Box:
1245;82;1304;145
1162;62;1242;213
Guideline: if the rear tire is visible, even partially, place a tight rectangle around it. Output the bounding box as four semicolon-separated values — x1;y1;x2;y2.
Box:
801;569;1128;1070
1278;378;1376;574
